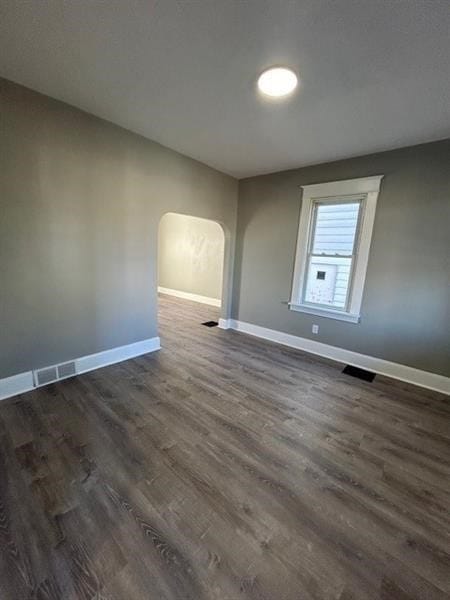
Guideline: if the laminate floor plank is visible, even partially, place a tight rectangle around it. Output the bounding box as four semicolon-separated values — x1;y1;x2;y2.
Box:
0;293;449;599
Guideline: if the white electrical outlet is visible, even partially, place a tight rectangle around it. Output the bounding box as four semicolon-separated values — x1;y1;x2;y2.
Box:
312;324;319;334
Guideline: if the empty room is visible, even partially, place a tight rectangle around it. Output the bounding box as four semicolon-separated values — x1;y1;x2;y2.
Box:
0;2;449;599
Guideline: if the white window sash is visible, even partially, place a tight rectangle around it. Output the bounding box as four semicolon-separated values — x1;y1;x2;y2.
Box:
300;196;364;312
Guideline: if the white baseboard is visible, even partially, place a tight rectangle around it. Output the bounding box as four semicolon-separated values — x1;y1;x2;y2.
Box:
75;337;160;376
0;371;35;401
0;337;161;402
158;286;221;307
218;318;231;329
226;319;450;396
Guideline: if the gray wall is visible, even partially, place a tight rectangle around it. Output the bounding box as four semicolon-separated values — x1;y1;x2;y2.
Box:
158;213;224;301
233;140;450;377
0;78;238;379
2;77;449;381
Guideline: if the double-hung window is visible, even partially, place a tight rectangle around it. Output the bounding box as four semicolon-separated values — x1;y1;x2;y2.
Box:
290;176;383;323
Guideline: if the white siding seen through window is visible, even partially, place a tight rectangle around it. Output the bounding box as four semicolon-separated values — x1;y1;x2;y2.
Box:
303;201;361;309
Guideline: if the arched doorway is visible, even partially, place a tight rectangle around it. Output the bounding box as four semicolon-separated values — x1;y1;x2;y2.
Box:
157;213;227;330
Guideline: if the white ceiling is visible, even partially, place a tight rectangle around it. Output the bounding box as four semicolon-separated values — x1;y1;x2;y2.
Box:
1;1;449;178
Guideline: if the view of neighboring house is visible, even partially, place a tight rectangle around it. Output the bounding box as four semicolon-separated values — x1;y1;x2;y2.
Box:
304;201;360;309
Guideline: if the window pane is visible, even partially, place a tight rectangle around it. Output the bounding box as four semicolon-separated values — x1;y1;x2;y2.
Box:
304;256;352;308
311;202;360;256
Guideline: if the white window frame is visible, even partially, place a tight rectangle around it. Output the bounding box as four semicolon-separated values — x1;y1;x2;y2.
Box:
289;176;383;323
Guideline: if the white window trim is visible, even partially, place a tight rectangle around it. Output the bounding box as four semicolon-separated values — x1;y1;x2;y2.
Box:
290;176;383;323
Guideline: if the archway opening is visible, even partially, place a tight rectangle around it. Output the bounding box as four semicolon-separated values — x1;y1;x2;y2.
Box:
157;212;226;333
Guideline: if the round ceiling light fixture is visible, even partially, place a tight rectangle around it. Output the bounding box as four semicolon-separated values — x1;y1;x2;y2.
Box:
257;67;298;98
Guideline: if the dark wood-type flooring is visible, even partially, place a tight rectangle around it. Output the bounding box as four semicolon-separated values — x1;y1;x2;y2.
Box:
1;294;449;599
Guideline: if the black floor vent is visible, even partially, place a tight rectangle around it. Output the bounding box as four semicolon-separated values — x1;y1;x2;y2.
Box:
202;321;218;328
342;365;375;382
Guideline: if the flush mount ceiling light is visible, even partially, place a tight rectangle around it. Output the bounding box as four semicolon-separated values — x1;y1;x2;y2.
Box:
257;67;298;98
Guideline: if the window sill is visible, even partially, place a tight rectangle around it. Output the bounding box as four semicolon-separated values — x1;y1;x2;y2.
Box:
288;303;360;323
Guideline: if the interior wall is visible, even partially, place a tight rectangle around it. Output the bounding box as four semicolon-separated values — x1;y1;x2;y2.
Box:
0;78;238;379
233;139;450;377
158;213;224;301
